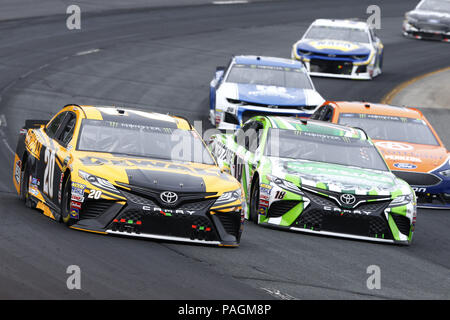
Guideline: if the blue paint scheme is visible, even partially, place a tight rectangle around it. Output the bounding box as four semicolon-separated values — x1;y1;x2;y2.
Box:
209;86;216;111
236;84;309;106
297;41;371;55
393;163;417;170
296;41;372;62
413;162;450;208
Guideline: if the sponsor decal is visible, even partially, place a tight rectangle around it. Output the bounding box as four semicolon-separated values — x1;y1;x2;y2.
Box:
72;182;86;190
340;194;356;205
79;156;220;176
70;201;82;210
14;160;22;184
384;155;422;163
323;206;374;216
142;206;195;216
71;194;85;202
58;172;64;204
307;40;361;51
260;184;273;197
25;131;43;160
29;186;39;196
286;161;394;185
70;207;79;219
71;182;86;197
259;199;269;208
31;177;40;186
260;194;270;201
247;85;296;100
160;191;178;204
258;207;267;216
393;163;417;170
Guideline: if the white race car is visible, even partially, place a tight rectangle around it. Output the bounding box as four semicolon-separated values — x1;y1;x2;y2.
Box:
291;19;384;80
209;55;325;130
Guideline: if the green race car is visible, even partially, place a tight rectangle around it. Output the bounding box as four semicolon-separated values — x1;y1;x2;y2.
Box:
208;116;417;245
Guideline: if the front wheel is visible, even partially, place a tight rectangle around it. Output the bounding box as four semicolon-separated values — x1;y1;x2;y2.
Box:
249;177;260;224
60;174;76;226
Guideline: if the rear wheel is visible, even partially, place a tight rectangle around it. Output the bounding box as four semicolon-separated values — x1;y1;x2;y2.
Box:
60;174;76;226
249;177;260;224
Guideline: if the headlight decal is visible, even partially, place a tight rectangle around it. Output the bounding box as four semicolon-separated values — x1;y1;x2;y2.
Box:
214;188;242;206
78;170;118;193
439;169;450;178
389;194;414;207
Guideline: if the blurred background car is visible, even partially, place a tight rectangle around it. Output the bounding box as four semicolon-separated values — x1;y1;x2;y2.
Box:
312;101;450;209
403;0;450;42
291;19;384;79
209;55;324;130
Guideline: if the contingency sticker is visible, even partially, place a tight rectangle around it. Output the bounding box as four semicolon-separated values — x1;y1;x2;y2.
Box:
71;182;86;201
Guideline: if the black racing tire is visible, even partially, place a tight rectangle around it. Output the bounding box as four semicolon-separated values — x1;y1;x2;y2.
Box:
249;177;260;224
60;174;76;226
20;160;32;208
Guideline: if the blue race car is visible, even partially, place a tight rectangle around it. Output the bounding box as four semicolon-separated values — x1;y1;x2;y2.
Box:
209;55;325;130
291;19;384;80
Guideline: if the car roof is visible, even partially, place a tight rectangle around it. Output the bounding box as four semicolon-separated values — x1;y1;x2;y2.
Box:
76;105;191;130
311;19;369;30
263;116;366;139
328;101;425;119
233;55;305;69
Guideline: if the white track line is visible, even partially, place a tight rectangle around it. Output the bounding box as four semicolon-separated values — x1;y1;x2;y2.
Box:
213;0;249;4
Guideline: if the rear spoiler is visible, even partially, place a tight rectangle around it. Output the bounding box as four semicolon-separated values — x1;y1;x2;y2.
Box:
19;120;48;135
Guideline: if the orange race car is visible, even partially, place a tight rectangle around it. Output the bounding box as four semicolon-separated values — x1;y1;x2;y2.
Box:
311;101;450;209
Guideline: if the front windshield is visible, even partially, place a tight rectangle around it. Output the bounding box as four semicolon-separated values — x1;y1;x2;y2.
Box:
77;119;215;165
265;129;388;171
418;0;450;13
304;25;370;43
226;64;313;89
338;113;440;146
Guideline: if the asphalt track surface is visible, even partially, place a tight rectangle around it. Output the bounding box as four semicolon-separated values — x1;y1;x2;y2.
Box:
0;0;449;299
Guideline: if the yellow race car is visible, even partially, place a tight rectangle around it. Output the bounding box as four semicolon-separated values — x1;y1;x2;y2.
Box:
13;104;244;246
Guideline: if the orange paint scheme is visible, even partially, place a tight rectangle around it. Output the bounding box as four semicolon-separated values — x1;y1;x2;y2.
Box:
317;101;449;173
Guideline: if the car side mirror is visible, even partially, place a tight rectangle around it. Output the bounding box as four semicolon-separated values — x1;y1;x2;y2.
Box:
215;67;225;82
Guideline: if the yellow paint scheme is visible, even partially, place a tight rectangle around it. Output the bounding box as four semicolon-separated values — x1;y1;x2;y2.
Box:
13;154;21;194
25;130;44;160
70;226;108;234
18;104;243;224
36;201;56;220
353;50;375;66
307;40;361;52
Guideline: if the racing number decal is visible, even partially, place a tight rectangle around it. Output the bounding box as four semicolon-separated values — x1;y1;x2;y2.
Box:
274;191;286;200
43;148;56;197
88;189;102;199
